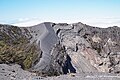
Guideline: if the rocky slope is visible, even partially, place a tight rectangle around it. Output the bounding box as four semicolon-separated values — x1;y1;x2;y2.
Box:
0;22;120;80
0;23;67;77
53;22;120;73
0;24;41;69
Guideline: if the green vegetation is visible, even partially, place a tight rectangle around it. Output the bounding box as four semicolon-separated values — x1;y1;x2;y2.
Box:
0;26;41;69
0;40;40;69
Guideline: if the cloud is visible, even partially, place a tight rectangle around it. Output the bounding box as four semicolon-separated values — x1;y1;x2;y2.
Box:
11;17;120;28
84;17;120;28
11;17;43;27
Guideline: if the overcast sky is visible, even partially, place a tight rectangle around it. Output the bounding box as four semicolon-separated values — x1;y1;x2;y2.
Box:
0;0;120;27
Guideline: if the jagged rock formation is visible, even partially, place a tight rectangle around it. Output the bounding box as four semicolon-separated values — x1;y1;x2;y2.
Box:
53;22;120;73
0;22;120;80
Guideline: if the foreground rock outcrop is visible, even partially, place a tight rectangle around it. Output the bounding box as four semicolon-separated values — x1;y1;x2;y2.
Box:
0;64;34;80
0;22;120;80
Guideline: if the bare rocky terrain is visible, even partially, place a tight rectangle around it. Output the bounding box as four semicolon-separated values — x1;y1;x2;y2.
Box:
0;22;120;80
32;73;120;80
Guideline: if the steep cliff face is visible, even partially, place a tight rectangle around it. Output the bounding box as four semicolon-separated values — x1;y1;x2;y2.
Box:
53;22;120;73
0;22;120;78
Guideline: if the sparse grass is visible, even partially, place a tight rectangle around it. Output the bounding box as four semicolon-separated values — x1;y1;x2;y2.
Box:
0;26;41;69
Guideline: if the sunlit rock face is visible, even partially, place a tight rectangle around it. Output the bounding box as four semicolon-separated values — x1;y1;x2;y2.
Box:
53;23;120;73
